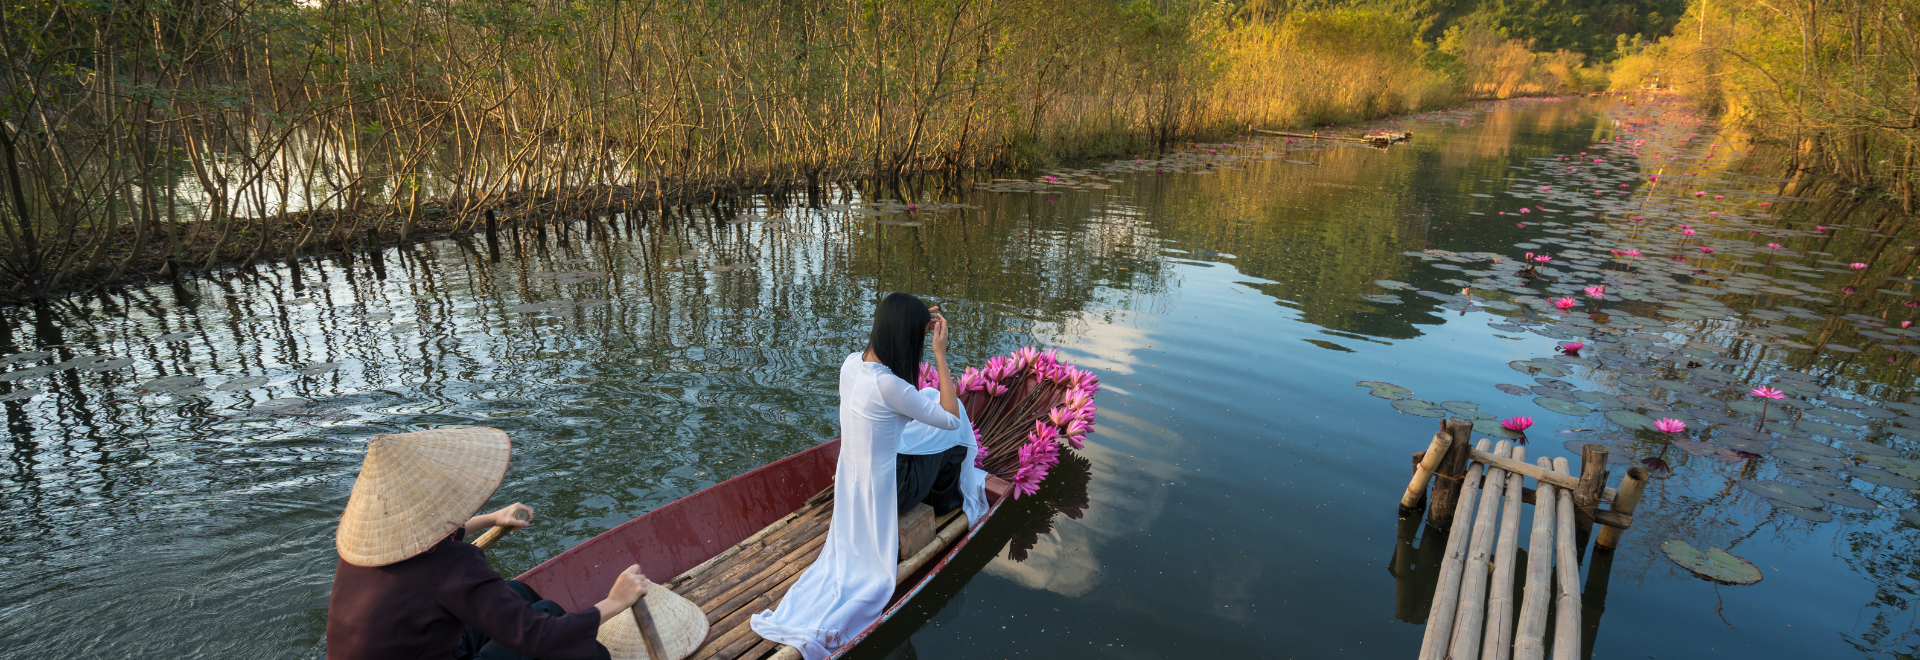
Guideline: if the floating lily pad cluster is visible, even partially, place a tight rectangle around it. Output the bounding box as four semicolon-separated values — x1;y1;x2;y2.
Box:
1353;98;1920;564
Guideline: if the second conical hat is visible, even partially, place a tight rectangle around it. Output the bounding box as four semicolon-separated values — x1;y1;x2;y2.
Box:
336;427;512;567
596;582;710;660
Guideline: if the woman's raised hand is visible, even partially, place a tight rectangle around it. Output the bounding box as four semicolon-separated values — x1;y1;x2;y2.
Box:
927;306;949;359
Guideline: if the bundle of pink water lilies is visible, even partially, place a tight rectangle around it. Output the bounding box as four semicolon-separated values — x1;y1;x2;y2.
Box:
920;347;1102;498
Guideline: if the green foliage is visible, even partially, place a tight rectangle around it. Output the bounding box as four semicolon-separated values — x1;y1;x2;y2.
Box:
1611;0;1920;197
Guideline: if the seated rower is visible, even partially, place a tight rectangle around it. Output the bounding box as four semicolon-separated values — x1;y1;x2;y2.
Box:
327;427;647;660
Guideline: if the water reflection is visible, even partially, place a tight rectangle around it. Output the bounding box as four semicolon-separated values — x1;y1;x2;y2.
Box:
0;97;1912;659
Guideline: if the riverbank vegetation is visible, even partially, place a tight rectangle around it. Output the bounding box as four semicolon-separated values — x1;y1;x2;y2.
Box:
1609;0;1920;208
1;0;1610;300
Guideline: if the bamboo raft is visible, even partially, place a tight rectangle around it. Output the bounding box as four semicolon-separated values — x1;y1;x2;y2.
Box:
1397;418;1648;660
1255;128;1414;146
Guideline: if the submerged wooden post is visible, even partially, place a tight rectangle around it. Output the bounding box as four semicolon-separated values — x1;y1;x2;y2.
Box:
1594;467;1648;551
1402;431;1454;511
1571;444;1609;558
1426;418;1475;530
1417;438;1490;660
1391;512;1428;623
1481;446;1527;660
1512;457;1556;660
1551;457;1583;660
484;209;500;263
1447;441;1512;660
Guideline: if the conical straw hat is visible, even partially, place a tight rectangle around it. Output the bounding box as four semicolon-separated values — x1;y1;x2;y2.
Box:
336;427;512;567
596;582;710;660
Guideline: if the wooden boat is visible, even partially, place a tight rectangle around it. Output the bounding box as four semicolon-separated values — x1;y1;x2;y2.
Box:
516;439;1012;660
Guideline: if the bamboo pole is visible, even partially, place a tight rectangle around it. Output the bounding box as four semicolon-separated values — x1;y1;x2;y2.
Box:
1572;444;1609;558
1480;446;1527;660
1552;457;1583;660
1594;467;1649;551
1471;448;1617;501
1427;418;1476;530
471;508;531;550
1417;438;1491;660
1402;431;1454;510
1448;441;1513;660
630;591;671;660
1512;457;1556;660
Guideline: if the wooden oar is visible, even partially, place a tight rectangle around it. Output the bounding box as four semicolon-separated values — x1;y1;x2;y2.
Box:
630;580;671;660
471;508;531;550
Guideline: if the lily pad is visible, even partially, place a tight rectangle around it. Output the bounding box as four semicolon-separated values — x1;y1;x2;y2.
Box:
1661;540;1763;585
1475;418;1526;439
216;376;269;392
155;331;196;342
1673;439;1718;456
1605;409;1657;430
0;366;53;383
1801;484;1879;510
1738;479;1823;508
1392;399;1446;418
1357;381;1411;396
1534;397;1590;416
1771;500;1835;522
2;351;50;364
1860;454;1920;478
0;387;41;402
1441;401;1494;419
139;375;202;393
1774;436;1845;457
252;397;307;413
299;362;339;375
81;358;134;373
1496;383;1533;396
1837;438;1900;457
1777;466;1849;488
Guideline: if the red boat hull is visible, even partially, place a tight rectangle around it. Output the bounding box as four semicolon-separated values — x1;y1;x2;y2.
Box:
517;440;1008;657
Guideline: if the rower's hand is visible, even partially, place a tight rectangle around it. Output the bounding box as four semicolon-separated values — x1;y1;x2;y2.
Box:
608;565;648;607
486;503;533;531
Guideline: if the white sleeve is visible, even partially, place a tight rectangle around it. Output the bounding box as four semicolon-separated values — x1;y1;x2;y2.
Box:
878;373;961;430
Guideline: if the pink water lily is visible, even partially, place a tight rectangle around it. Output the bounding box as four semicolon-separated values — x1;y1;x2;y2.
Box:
1534;254;1552;263
1815;225;1827;232
1560;342;1585;355
1750;386;1785;431
1554;297;1577;310
1653;418;1686;434
1767;242;1781;249
1698;246;1715;253
1851;262;1868;270
1584;285;1605;297
1501;416;1534;436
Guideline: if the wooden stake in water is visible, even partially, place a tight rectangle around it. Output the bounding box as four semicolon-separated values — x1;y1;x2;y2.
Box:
1402;431;1454;510
1594;467;1649;551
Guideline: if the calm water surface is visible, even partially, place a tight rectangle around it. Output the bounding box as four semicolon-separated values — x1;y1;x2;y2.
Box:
0;98;1908;659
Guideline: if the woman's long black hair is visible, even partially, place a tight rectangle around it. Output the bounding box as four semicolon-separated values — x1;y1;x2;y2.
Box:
868;292;932;382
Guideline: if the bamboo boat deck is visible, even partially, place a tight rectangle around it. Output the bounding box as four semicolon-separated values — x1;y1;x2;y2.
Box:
1399;418;1647;660
661;486;970;660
